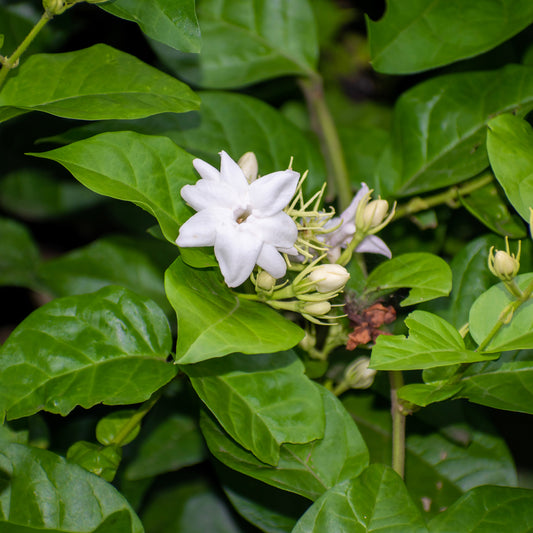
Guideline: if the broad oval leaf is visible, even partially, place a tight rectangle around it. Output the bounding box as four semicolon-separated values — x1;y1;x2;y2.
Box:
469;273;533;352
0;442;143;532
376;65;533;197
368;0;533;74
371;310;498;371
66;441;122;482
152;0;318;88
397;382;463;407
428;485;533;533
100;0;201;53
0;44;199;121
31;131;197;242
183;351;325;466
0;286;176;420
487;113;533;221
165;258;304;364
365;253;452;306
96;410;141;447
292;464;428;533
200;384;369;501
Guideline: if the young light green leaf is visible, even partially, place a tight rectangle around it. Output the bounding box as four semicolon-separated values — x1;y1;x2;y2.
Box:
96;410;140;447
364;253;452;306
0;44;199;121
292;464;428;533
200;384;369;501
0;216;40;289
371;310;497;371
376;65;533;197
469;273;533;352
487;113;533;221
0;286;176;420
183;351;325;466
368;0;533;74
32;131;197;242
0;442;143;533
165;258;304;364
100;0;200;53
151;0;318;88
397;382;463;407
428;485;533;533
66;441;122;482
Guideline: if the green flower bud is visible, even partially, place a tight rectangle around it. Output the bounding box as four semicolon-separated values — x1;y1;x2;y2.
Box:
256;270;276;291
43;0;64;14
302;301;331;316
308;264;350;293
362;199;389;228
488;238;521;281
344;356;377;389
238;151;258;183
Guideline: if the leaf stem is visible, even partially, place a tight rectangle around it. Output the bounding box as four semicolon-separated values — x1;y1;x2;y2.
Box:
393;172;493;220
389;370;406;479
299;75;352;210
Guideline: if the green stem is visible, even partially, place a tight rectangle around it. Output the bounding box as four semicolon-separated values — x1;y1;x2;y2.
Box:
393;172;493;220
0;12;52;90
336;232;366;266
299;76;352;210
389;370;406;479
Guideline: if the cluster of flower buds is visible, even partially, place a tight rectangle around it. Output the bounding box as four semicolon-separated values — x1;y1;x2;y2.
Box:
488;237;521;282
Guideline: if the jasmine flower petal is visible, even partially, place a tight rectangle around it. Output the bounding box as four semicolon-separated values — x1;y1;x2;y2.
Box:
256;244;287;279
220;150;249;194
249;170;300;216
356;235;392;258
246;211;298;249
176;208;226;247
193;158;220;181
181;180;240;211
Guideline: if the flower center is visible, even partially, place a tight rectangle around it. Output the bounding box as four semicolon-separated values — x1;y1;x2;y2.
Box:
235;207;252;224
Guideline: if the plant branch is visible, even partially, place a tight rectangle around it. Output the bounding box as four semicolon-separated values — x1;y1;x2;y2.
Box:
389;370;406;479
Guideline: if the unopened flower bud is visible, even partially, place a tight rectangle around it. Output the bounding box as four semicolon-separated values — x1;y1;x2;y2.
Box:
302;301;331;316
362;199;389;228
345;356;377;389
308;264;350;293
238;152;258;183
488;238;521;281
256;270;276;291
43;0;64;14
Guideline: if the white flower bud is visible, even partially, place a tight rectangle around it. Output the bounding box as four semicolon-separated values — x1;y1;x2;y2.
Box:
308;264;350;293
256;271;276;291
345;357;377;389
362;199;389;228
302;301;331;316
43;0;64;14
238;152;258;183
493;250;519;279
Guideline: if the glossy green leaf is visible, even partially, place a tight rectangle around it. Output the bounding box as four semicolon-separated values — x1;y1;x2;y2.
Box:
67;441;122;482
459;350;533;414
368;0;533;74
371;310;497;370
200;384;369;501
96;410;140;447
365;253;452;306
397;382;463;407
487;113;533;221
184;351;324;466
428;485;533;532
152;0;318;88
0;286;176;420
459;180;526;237
292;464;428;533
344;394;517;516
469;273;533;352
38;235;174;317
376;65;533;197
165;258;304;364
125;413;207;480
100;0;200;53
0;217;40;289
32;131;197;242
0;44;199;121
0;168;103;220
0;442;143;532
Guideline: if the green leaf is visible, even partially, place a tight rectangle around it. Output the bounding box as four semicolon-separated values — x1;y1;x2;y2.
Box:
367;0;533;74
96;410;140;447
165;258;304;364
292;464;428;533
487;113;533;221
397;382;463;407
31;131;197;242
38;235;174;318
0;43;199;121
151;0;318;88
376;65;533;197
0;442;143;532
365;253;452;306
0;286;176;420
183;351;325;466
428;485;533;533
0;168;103;220
469;273;533;352
200;384;369;501
67;441;122;482
459;350;533;414
371;310;498;371
0;217;40;289
100;0;200;53
125;413;207;480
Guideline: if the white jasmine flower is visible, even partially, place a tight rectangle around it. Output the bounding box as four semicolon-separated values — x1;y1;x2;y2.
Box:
176;151;300;287
325;183;391;262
